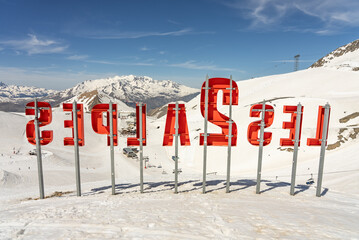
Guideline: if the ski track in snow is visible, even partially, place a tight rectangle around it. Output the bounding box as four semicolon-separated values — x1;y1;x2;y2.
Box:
0;175;358;239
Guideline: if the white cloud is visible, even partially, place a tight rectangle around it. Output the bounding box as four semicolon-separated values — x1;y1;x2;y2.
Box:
67;55;89;60
168;19;181;26
140;46;150;51
271;59;315;63
85;59;154;66
0;66;110;90
0;66;124;90
294;0;359;26
77;28;214;39
223;0;359;32
0;34;68;55
169;60;244;72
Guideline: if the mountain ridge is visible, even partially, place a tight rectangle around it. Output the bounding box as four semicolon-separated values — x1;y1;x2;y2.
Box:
310;39;359;71
0;75;200;112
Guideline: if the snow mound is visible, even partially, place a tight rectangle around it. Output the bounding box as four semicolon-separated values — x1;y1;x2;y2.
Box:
0;169;22;186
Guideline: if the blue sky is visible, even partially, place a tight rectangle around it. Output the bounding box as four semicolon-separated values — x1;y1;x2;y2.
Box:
0;0;359;90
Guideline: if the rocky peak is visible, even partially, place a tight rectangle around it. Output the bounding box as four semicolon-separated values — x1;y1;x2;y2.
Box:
310;39;359;71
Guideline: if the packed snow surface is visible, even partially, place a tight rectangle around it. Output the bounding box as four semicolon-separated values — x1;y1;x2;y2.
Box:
0;68;359;239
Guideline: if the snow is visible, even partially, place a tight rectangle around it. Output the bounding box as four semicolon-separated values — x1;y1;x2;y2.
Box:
1;181;358;239
311;39;359;71
0;66;359;238
0;83;58;103
61;75;199;102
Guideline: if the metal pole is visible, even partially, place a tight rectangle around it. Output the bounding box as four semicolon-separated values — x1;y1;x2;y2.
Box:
256;100;266;194
109;102;115;195
34;98;45;199
202;75;209;194
73;101;81;197
290;103;302;195
139;102;144;193
174;101;179;194
226;76;233;193
316;103;330;197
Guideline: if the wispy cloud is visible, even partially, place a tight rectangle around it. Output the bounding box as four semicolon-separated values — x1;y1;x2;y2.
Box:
293;0;359;26
169;60;244;72
168;19;181;26
222;0;359;34
76;28;214;39
65;54;153;66
0;66;110;90
67;55;89;60
271;59;315;63
140;46;151;51
84;59;154;66
0;34;68;55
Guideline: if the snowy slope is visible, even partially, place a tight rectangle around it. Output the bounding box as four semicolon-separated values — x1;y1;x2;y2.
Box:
0;67;358;238
1;42;359;238
311;39;359;71
150;68;359;194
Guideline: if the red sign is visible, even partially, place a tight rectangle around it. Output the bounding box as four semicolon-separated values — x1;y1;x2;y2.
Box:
163;103;190;146
63;103;85;146
25;78;331;148
91;103;118;146
280;105;304;146
25;101;53;145
200;78;239;146
247;104;274;146
127;103;147;146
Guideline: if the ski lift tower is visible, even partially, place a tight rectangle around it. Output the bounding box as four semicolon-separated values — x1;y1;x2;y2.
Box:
294;54;300;71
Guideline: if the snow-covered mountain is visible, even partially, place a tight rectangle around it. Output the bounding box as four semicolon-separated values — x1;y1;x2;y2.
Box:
0;82;58;100
57;75;199;111
0;75;200;112
0;82;59;112
311;39;359;71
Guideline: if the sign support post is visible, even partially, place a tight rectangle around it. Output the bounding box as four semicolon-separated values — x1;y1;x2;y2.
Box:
202;75;209;194
109;102;116;195
73;101;81;197
174;101;179;193
139;102;144;193
34;98;45;199
316;103;330;197
226;76;234;193
256;100;266;194
290;103;302;195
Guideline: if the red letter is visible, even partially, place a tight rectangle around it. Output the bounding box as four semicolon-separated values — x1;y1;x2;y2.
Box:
280;105;304;146
247;104;274;146
91;103;118;146
163;104;190;146
25;101;53;145
307;106;331;146
63;103;85;146
127;104;147;146
199;78;239;146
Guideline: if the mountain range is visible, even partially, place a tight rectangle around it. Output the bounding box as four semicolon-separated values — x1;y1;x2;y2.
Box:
0;75;199;112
